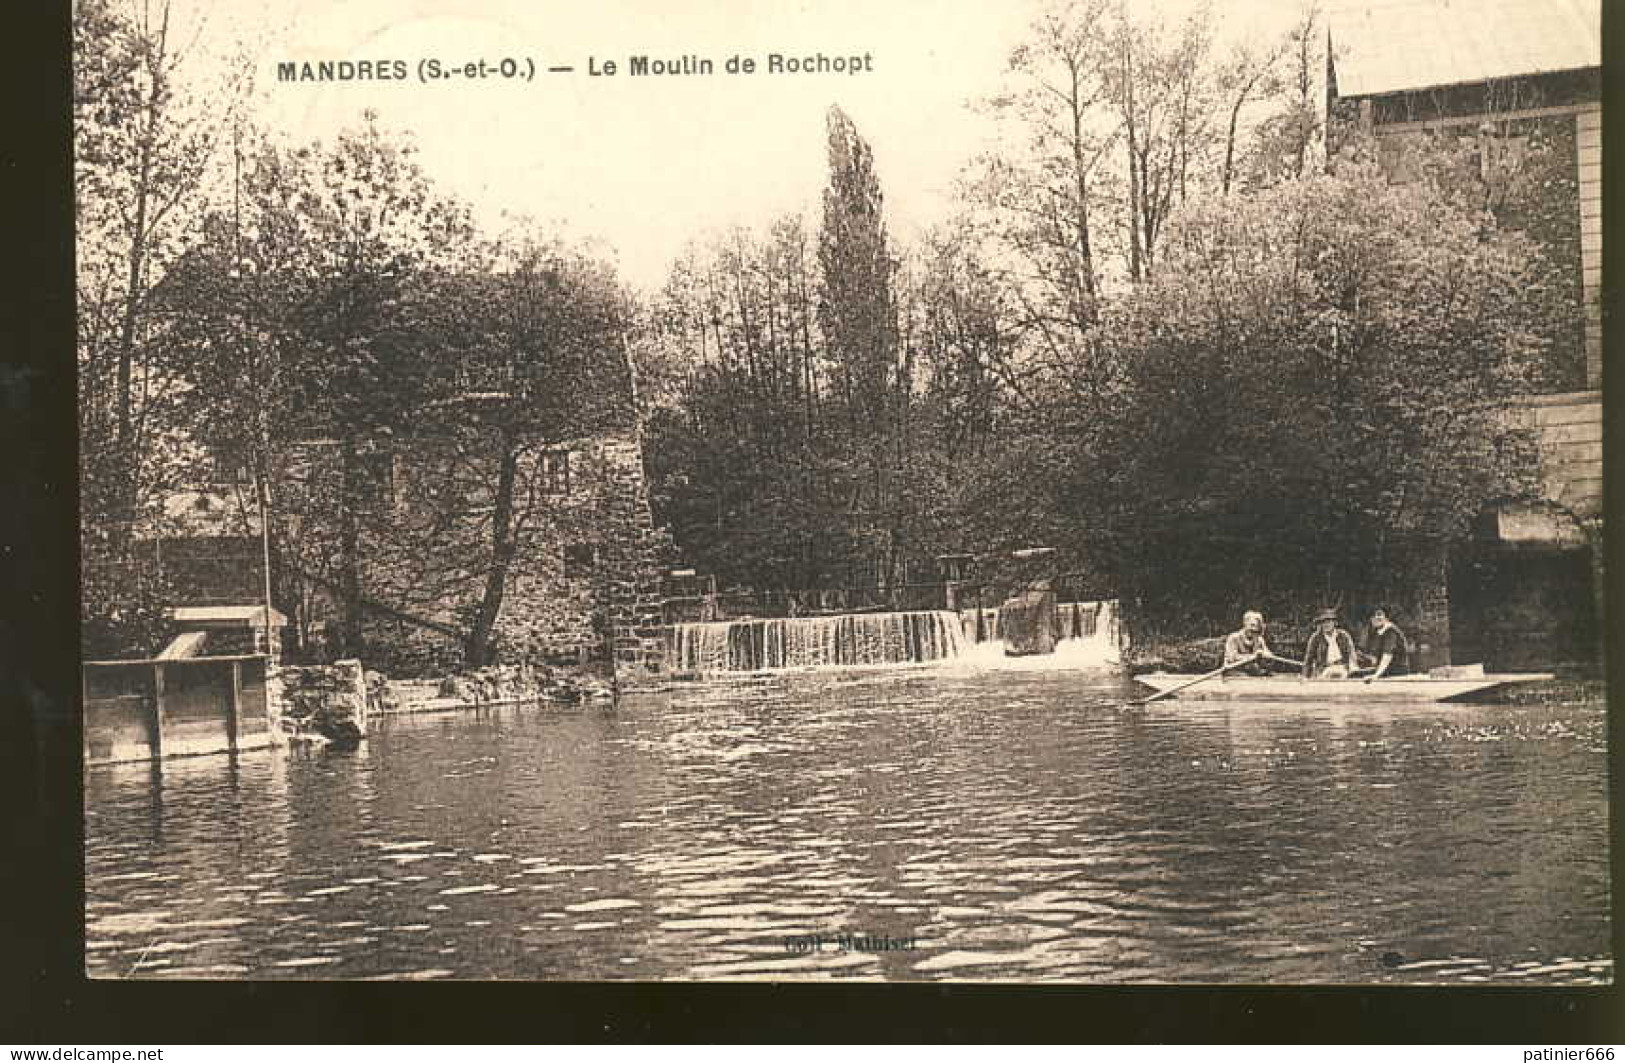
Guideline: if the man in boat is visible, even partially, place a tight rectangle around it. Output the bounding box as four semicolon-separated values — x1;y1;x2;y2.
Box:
1302;608;1357;679
1222;610;1277;675
1360;607;1411;682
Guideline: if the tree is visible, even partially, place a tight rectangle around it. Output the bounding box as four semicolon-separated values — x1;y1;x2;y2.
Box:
1246;1;1323;188
887;226;1043;559
75;0;260;655
75;0;254;519
819;106;898;433
642;219;844;590
968;0;1114;334
908;229;1009;466
170;116;475;658
819;106;915;581
401;237;637;667
1108;4;1215;276
1061;157;1548;630
1215;37;1286;194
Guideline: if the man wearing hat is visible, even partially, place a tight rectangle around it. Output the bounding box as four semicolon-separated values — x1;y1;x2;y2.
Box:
1302;608;1358;680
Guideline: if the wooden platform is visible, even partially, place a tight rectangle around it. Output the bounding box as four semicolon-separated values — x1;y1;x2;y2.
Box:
84;655;274;765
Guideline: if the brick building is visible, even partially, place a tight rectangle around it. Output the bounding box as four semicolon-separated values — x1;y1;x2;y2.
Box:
1328;0;1603;668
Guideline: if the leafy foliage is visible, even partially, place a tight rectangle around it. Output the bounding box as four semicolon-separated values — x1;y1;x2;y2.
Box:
648;112;1554;629
1059;156;1547;626
77;0;1576;664
75;0;251;654
159;119;633;665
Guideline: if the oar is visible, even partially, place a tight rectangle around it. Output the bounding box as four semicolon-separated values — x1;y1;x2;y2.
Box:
1131;655;1257;706
1263;652;1304;669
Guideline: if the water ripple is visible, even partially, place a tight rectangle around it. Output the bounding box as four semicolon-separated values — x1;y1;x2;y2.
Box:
85;673;1610;983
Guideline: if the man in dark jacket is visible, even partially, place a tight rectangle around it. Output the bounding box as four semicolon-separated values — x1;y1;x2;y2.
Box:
1302;608;1357;679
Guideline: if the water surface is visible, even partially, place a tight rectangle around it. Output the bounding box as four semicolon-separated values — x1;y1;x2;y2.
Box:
85;669;1611;982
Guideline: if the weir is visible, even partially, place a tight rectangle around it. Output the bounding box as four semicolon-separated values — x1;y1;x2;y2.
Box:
963;598;1120;646
666;600;1123;677
669;610;966;676
957;599;1123;671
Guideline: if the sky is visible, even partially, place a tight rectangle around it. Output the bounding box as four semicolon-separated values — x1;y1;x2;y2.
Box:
176;0;1315;291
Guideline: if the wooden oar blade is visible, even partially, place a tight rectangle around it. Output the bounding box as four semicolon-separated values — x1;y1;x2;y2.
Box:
1130;656;1253;705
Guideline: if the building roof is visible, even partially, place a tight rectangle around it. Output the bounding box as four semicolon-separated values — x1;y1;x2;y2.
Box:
1331;0;1600;98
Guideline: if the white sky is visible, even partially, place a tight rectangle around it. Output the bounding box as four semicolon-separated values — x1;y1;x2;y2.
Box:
178;0;1313;291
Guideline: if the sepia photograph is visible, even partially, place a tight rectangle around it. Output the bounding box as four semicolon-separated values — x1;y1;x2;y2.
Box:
74;0;1609;985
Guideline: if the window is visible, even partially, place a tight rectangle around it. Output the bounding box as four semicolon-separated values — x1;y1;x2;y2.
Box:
564;542;598;579
210;448;251;486
1376;135;1422;185
540;449;571;495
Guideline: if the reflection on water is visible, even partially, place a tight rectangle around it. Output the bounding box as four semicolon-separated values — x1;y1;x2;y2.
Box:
85;670;1611;983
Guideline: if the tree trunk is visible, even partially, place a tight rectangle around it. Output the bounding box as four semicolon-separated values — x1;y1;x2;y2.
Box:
1223;95;1245;195
113;113;157;535
465;440;520;668
338;433;364;658
1069;63;1099;323
111;1;172;538
1121;39;1144;282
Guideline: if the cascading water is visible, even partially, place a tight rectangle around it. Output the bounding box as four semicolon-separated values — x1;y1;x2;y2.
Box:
957;599;1124;670
1052;598;1124;667
668;610;967;677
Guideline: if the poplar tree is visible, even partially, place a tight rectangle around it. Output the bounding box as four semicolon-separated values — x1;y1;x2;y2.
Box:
817;106;912;586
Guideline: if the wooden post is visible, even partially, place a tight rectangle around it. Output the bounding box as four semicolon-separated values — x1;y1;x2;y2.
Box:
228;659;243;752
82;666;91;765
150;661;166;760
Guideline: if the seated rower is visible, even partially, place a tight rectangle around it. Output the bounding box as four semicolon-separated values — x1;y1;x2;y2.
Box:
1223;610;1276;676
1360;607;1410;682
1302;608;1357;679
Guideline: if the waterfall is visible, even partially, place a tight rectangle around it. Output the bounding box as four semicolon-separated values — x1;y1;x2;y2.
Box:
957;599;1123;670
668;610;967;676
1050;598;1122;667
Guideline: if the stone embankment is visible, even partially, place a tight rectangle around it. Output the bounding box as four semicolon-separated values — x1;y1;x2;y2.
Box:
269;660;613;749
376;662;614;715
272;659;369;748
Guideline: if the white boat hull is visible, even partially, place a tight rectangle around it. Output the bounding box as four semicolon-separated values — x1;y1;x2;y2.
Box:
1134;673;1554;703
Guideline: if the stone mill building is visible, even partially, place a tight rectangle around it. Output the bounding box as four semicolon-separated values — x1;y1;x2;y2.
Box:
1328;0;1604;669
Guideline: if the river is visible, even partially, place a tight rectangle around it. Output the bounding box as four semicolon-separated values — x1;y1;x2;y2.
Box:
85;668;1611;983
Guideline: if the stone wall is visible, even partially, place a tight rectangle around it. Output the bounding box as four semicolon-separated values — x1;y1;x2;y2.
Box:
1406;545;1453;673
482;435;672;686
593;438;673;689
1449;546;1600;670
274;659;369;746
1516;392;1604;521
435;663;614;706
279;431;671;684
1461;392;1605;669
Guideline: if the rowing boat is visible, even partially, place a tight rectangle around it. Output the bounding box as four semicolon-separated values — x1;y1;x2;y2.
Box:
1132;672;1555;703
